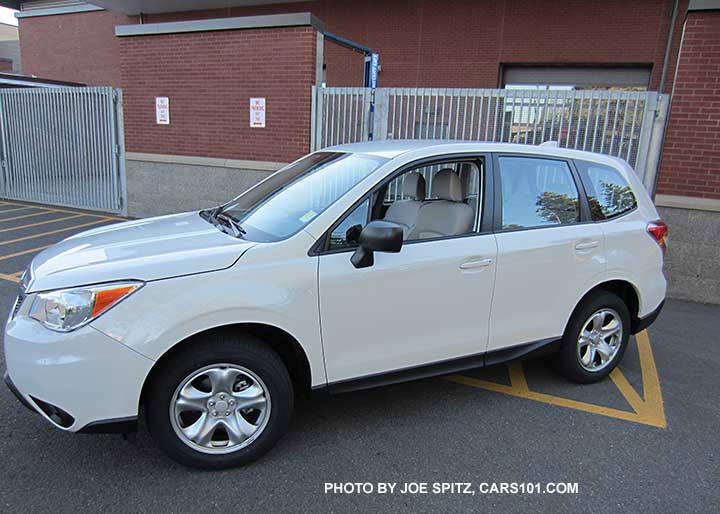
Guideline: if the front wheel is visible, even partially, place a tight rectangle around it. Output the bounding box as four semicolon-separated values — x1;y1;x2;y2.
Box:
553;291;631;383
145;334;294;469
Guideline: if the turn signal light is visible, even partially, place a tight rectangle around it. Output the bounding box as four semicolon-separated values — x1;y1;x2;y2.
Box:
647;220;669;255
91;285;138;318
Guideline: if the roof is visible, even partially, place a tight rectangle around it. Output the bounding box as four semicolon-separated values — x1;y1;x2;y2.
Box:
325;140;629;167
0;72;86;88
82;0;310;15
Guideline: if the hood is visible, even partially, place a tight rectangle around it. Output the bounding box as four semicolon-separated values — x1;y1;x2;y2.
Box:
26;212;256;292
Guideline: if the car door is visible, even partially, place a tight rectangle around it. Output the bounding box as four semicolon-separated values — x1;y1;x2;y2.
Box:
316;157;498;386
487;154;606;353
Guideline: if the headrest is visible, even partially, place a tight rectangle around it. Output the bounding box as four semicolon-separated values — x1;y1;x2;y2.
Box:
432;169;463;202
458;163;475;199
401;172;426;200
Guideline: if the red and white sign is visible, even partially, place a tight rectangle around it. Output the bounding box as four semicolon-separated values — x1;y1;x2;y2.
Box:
155;97;170;125
250;97;266;128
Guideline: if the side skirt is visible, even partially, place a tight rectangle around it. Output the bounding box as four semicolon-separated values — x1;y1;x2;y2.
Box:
317;337;560;396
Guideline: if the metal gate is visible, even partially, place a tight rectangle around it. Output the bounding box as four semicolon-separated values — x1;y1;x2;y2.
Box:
311;87;669;190
0;87;126;214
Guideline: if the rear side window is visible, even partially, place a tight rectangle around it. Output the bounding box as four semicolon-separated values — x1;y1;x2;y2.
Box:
498;156;580;230
576;161;637;221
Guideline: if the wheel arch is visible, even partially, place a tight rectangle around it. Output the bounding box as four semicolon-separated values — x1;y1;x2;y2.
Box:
139;322;313;409
569;279;642;333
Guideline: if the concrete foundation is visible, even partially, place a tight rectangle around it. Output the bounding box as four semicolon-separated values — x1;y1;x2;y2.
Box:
125;153;282;218
658;206;720;305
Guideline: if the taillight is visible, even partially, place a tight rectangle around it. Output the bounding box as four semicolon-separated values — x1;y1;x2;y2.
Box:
647;220;669;255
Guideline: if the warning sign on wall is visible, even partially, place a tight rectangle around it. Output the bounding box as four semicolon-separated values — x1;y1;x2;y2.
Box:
250;98;266;128
156;97;170;125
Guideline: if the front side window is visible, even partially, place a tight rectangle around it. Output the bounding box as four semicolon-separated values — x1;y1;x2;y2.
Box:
328;199;370;250
326;159;482;250
219;152;387;242
498;156;580;230
576;161;637;220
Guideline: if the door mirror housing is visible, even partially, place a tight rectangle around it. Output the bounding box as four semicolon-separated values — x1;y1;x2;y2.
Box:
350;220;403;269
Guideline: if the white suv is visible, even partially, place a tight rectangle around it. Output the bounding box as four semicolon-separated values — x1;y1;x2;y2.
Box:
4;141;667;469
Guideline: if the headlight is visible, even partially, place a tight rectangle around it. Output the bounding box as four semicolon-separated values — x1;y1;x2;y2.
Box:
29;281;143;332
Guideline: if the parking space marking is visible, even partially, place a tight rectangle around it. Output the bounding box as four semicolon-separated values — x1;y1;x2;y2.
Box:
0;199;125;221
446;330;666;428
0;244;52;263
0;210;61;224
0;214;85;234
0;206;42;215
0;219;108;247
0;272;19;283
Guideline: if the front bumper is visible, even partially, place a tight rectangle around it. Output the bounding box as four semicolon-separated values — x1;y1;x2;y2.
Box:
4;314;154;432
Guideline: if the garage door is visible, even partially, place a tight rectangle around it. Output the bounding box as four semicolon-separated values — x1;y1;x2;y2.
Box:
502;66;652;89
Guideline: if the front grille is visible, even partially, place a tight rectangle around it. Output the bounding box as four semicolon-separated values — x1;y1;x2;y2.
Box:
11;293;25;319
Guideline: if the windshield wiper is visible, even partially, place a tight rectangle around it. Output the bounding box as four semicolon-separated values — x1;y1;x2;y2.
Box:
200;207;246;238
216;212;246;237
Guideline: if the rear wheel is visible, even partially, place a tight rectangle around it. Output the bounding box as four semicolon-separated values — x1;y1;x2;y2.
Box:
553;291;631;383
145;334;293;469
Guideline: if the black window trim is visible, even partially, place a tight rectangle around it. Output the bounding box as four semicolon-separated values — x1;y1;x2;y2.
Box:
309;152;495;256
573;158;639;223
491;152;594;234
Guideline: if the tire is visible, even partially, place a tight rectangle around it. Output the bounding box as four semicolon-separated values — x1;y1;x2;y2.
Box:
145;332;293;470
553;291;631;384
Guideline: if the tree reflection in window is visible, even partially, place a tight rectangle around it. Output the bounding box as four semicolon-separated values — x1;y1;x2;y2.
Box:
536;192;579;224
576;161;637;221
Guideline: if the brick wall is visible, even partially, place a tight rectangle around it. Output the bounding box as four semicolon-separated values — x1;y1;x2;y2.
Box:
145;0;683;91
120;26;317;163
0;58;11;72
18;10;135;87
324;40;366;86
656;10;720;199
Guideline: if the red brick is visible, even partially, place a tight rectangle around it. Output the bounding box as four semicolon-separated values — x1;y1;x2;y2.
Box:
657;11;720;200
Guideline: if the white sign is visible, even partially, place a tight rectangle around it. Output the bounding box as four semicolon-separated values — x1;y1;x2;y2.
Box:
250;97;266;128
156;97;170;125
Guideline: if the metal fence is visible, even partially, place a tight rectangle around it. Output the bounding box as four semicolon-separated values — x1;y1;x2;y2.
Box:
0;87;126;214
311;87;669;190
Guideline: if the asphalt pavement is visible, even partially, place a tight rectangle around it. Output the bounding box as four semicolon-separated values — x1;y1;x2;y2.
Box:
0;200;716;514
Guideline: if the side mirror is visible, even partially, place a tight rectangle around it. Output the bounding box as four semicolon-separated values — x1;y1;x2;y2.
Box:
350;220;403;269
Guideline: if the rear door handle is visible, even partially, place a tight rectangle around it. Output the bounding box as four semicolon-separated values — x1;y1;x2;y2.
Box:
460;258;494;270
575;240;600;250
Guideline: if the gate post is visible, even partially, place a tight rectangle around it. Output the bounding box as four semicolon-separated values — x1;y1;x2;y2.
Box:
114;89;128;217
0;94;6;198
642;94;670;195
372;89;390;141
633;93;659;186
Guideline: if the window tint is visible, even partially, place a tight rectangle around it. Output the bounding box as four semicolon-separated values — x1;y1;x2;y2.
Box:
498;156;580;230
576;161;637;220
328;199;369;250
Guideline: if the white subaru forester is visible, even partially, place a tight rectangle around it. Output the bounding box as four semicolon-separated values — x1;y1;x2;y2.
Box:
4;141;667;469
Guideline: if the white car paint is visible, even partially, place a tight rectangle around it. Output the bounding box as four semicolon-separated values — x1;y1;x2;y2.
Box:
26;212;256;292
4;141;666;433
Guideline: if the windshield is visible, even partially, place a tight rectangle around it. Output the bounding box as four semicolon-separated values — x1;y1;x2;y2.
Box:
217;152;388;242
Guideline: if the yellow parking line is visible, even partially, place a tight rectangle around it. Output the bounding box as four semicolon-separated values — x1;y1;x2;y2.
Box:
0;272;20;283
0;214;84;234
0;219;108;247
0;200;125;221
0;210;61;224
445;330;666;429
0;244;52;262
0;206;45;215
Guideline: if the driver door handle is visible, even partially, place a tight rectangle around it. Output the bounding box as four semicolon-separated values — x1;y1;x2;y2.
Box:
574;240;600;250
460;258;494;270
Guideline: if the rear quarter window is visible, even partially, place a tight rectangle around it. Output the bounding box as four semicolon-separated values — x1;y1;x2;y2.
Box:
576;161;637;221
